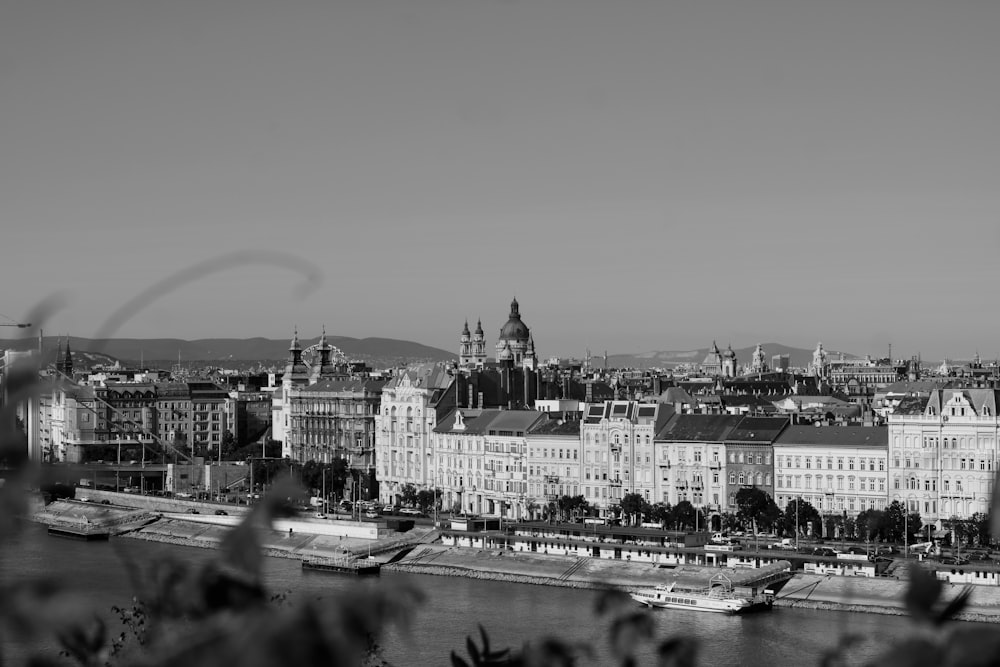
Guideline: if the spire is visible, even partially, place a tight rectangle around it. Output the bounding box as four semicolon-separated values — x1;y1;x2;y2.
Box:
462;320;471;336
475;318;484;336
509;298;520;318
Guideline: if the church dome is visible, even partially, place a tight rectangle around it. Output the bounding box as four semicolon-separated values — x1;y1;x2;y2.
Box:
498;298;530;342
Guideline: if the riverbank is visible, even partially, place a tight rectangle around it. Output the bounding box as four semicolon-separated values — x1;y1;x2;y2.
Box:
109;516;1000;624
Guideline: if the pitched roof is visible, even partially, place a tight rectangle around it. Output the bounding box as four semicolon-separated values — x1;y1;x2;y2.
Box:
774;425;888;448
303;378;387;393
655;414;742;441
528;419;582;437
725;416;789;443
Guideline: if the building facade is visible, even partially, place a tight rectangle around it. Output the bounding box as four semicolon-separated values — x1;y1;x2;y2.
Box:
580;401;673;517
888;389;1000;525
432;409;545;519
526;419;583;518
376;364;454;505
773;426;888;519
654;414;740;516
723;417;788;510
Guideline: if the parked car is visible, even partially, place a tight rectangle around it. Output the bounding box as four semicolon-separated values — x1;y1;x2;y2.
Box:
186;508;200;514
214;509;228;516
365;511;379;519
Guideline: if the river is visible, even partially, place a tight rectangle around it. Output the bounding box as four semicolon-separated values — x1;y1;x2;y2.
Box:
0;524;932;666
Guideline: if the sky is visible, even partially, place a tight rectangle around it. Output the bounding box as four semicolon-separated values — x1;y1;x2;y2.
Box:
2;0;998;361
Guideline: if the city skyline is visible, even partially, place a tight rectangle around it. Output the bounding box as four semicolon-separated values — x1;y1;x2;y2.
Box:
3;1;999;361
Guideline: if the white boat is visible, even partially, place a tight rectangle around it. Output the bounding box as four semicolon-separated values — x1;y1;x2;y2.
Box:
630;576;754;615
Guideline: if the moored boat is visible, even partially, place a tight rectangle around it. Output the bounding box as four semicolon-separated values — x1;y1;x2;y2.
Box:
630;575;754;614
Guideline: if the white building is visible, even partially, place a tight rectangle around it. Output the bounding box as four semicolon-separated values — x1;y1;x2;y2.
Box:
375;364;454;505
654;414;739;514
581;401;673;517
888;388;1000;524
526;419;583;518
432;409;545;519
773;425;888;518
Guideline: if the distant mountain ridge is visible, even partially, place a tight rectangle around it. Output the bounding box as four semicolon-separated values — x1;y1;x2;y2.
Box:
0;336;455;366
606;343;858;370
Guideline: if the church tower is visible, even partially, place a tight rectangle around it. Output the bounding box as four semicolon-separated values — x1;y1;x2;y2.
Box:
472;319;487;367
57;338;73;378
459;320;473;367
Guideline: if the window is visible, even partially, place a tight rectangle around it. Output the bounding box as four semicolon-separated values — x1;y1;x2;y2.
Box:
729;472;736;485
739;472;746;485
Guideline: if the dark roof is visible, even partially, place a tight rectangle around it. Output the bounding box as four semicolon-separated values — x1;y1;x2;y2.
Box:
893;395;928;415
774;425;888;448
655;414;742;441
303;378;387;393
528;419;583;437
726;416;789;443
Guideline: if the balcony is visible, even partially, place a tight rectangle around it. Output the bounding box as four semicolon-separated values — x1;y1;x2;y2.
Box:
709;460;721;469
608;478;622;487
544;475;560;484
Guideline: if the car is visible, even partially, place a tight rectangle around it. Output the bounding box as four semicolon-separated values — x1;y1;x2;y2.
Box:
365;511;379;519
100;499;112;505
315;513;327;519
175;492;193;499
186;508;200;514
214;509;228;516
400;508;422;516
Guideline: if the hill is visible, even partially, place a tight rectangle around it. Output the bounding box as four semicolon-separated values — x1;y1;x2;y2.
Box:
0;335;455;368
605;343;857;370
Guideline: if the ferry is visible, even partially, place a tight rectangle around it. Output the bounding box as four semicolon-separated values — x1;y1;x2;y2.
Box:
630;578;754;615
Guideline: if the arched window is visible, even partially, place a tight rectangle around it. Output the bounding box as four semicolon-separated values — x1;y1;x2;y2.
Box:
729;473;736;485
739;472;746;485
756;472;763;485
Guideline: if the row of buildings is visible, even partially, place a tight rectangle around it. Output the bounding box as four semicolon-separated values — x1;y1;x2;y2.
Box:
14;300;1000;532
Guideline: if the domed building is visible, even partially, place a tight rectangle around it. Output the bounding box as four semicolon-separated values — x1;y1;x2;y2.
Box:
458;298;537;370
496;298;537;369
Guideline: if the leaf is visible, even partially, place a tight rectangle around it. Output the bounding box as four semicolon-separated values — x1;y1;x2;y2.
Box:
656;636;698;667
451;651;472;667
467;635;482;665
904;564;942;623
935;585;972;626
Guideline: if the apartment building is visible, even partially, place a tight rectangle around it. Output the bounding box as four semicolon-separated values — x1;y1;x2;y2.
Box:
432;409;545;519
773;425;888;517
654;414;740;512
376;364;454;506
580;401;673;517
526;418;583;517
723;417;788;509
888;388;1000;524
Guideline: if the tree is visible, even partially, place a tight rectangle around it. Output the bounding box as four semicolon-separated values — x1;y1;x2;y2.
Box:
416;489;439;514
884;501;907;542
856;508;887;542
524;497;540;521
400;484;418;508
671;500;700;531
619;493;645;526
735;487;780;533
649;502;672;528
220;430;237;460
970;512;991;548
779;498;821;538
557;495;589;522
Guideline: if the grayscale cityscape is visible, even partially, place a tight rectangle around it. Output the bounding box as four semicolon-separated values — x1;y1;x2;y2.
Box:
2;1;999;666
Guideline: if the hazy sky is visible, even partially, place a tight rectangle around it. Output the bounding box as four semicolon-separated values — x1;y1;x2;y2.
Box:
2;0;998;360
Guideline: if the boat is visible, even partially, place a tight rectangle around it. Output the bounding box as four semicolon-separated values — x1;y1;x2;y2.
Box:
301;555;381;576
630;575;754;615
